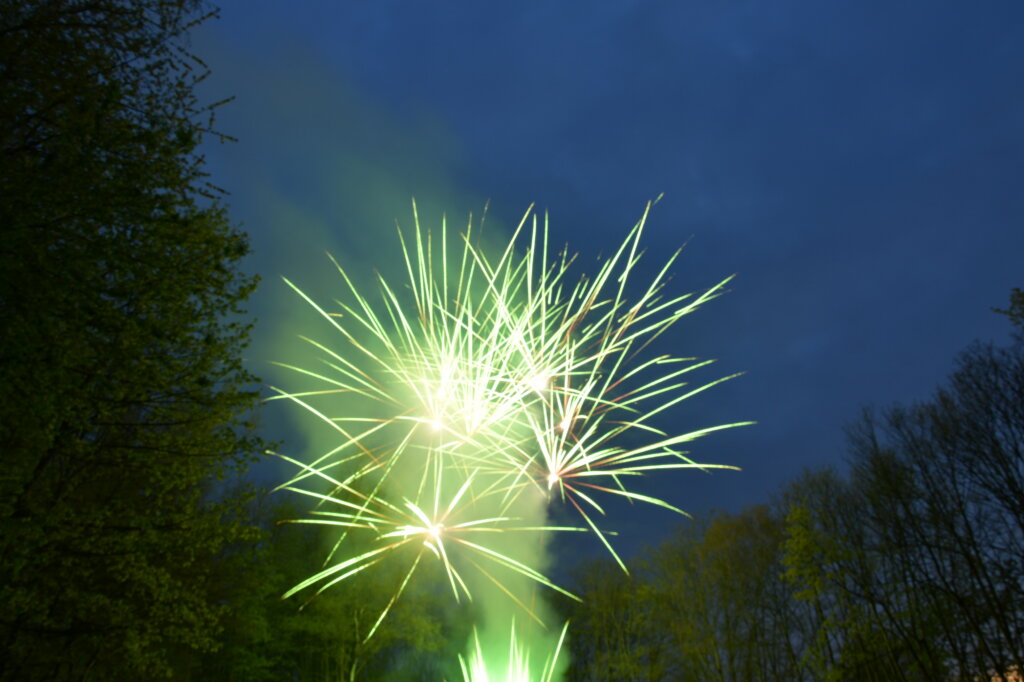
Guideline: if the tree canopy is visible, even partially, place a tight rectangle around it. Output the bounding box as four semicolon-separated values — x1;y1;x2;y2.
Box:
563;298;1024;681
0;1;265;678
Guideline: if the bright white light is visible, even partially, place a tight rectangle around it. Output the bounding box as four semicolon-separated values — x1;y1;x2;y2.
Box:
470;406;487;429
526;373;548;392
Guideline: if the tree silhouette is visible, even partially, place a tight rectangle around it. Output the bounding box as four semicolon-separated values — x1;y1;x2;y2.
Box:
0;1;265;678
564;292;1023;682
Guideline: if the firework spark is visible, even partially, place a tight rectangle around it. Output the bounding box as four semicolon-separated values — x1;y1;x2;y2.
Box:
459;619;569;682
271;197;750;642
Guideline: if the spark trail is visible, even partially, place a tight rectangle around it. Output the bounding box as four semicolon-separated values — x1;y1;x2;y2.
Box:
271;198;750;673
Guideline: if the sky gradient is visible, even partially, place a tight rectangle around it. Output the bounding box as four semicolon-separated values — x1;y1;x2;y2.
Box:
192;1;1024;561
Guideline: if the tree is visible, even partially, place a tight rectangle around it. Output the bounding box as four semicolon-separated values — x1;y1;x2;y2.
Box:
563;292;1024;682
841;334;1024;680
563;556;667;681
0;1;265;679
176;494;470;682
993;288;1023;334
781;468;950;681
565;507;808;682
782;297;1024;682
646;507;808;682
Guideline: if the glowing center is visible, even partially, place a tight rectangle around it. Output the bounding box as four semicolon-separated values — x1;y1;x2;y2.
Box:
526;373;549;392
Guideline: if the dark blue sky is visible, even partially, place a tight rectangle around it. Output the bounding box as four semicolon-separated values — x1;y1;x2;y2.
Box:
193;1;1024;560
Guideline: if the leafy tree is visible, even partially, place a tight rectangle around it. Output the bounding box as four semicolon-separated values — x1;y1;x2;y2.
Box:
564;292;1023;682
783;296;1024;681
563;556;667;681
0;1;265;679
566;507;807;682
841;339;1024;680
694;506;806;681
182;494;469;682
781;469;949;682
265;515;465;682
647;507;808;682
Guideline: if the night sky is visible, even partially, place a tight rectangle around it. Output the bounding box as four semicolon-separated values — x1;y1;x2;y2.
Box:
192;1;1024;562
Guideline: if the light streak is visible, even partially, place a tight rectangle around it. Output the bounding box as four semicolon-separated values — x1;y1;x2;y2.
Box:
459;619;569;682
271;197;751;651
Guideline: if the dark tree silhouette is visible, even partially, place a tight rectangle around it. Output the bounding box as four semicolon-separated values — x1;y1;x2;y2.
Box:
783;299;1024;681
565;292;1023;682
0;1;266;678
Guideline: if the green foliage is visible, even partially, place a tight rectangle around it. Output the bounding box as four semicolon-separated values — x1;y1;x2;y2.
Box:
563;556;667;681
782;501;833;602
852;333;1024;679
780;469;945;682
778;308;1024;681
183;496;470;682
565;289;1023;681
0;0;265;678
566;506;808;682
655;507;810;682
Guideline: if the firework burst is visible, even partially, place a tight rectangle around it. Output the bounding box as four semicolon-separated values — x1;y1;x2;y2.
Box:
271;197;750;642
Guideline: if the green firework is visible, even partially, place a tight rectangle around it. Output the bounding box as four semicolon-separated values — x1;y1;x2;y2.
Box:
271;198;749;656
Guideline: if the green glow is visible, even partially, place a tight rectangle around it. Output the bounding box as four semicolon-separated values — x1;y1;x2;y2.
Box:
459;620;569;682
272;198;750;670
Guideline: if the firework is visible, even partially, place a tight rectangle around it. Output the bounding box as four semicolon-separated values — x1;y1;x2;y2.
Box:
459;619;569;682
271;197;749;640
